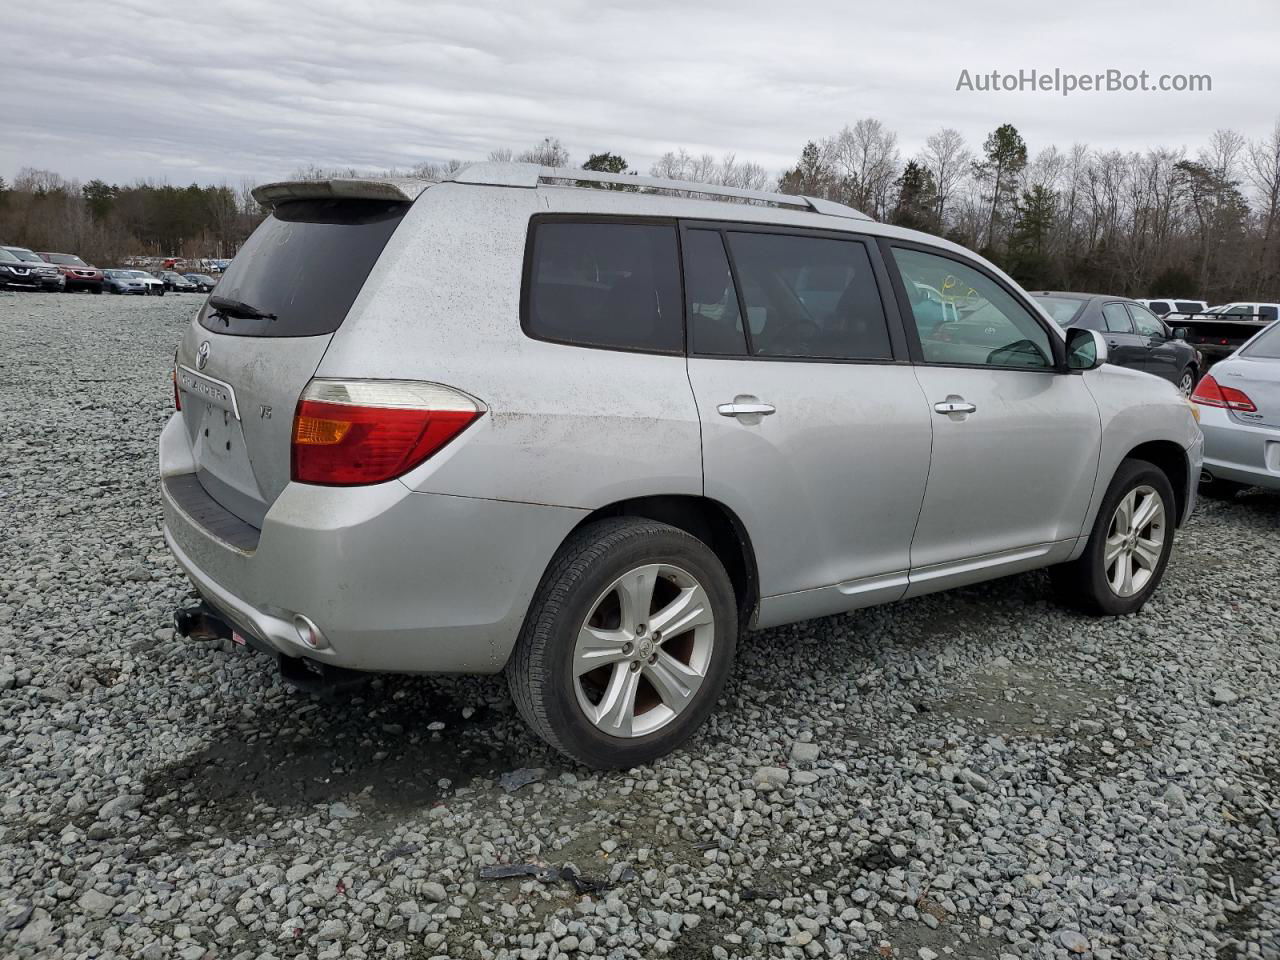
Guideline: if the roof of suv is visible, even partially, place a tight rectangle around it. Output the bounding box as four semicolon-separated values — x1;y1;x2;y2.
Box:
253;162;873;221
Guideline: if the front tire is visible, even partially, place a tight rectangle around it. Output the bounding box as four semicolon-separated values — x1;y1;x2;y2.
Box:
507;518;738;769
1051;459;1176;616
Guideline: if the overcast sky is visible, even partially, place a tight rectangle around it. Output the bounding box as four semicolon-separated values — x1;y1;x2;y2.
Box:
3;0;1278;187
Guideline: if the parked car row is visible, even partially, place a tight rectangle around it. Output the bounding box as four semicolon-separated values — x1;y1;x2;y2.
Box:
0;246;220;295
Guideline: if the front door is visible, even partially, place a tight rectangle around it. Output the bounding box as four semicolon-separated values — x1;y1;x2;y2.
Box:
682;224;933;619
883;243;1102;591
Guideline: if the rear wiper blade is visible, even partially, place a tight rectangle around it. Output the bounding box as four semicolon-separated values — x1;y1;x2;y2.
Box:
208;295;277;322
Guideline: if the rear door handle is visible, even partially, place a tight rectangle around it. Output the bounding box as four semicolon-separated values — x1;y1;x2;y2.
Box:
934;399;977;415
717;401;776;418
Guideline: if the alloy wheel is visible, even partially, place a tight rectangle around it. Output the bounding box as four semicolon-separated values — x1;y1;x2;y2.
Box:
1103;484;1166;597
571;563;716;738
1178;370;1195;397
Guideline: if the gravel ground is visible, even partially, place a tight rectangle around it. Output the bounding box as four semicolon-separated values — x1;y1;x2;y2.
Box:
1;290;1278;960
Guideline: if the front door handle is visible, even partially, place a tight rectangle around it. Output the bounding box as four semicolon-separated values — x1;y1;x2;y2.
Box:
717;400;776;418
934;399;977;415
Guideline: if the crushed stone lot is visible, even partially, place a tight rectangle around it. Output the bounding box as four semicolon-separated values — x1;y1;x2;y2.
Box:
1;290;1278;960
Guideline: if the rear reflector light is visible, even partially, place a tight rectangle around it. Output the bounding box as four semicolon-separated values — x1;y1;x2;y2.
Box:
291;379;483;486
172;351;181;411
1189;374;1257;412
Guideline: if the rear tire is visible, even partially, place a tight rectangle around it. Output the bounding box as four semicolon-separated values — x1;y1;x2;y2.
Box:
1177;366;1197;397
507;518;738;769
1050;459;1176;616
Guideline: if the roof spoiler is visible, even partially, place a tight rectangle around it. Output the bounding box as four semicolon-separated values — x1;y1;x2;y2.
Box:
252;177;431;208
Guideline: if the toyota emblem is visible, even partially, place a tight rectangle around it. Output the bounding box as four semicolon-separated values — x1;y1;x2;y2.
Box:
196;341;211;370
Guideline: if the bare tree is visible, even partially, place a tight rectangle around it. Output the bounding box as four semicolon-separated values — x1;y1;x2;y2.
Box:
920;128;971;227
826;119;900;218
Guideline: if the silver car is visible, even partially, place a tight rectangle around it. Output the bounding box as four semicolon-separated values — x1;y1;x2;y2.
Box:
1193;319;1280;496
161;163;1202;768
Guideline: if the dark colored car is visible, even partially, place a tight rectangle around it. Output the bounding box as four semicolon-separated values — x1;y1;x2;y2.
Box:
0;247;43;289
2;245;65;290
39;252;104;293
156;270;197;293
1034;292;1202;396
183;273;217;292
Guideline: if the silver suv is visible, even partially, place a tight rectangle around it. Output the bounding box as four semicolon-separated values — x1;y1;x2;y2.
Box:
161;163;1202;768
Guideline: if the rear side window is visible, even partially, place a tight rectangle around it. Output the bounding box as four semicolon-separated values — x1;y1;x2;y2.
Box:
724;232;892;360
1175;301;1203;313
524;220;683;353
200;198;408;338
1261;305;1279;322
685;230;745;356
1102;303;1134;333
1241;321;1280;358
1147;300;1171;314
1034;295;1085;326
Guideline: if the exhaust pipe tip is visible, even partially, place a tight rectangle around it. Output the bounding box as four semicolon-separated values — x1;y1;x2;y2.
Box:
1200;469;1215;484
174;603;231;642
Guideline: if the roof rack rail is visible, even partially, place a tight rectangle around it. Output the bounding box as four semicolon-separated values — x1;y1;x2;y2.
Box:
446;162;872;221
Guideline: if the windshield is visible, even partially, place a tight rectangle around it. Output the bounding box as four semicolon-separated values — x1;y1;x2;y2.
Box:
1241;322;1280;359
44;253;88;266
1033;295;1086;326
0;249;20;263
5;247;41;262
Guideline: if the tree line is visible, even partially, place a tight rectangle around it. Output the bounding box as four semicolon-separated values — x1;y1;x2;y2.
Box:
2;122;1277;301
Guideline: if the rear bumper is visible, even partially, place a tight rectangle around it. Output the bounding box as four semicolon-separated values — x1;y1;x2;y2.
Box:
159;414;583;674
1199;406;1280;490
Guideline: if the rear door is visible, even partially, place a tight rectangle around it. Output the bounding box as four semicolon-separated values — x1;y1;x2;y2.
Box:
176;196;410;526
683;223;932;614
1100;301;1147;371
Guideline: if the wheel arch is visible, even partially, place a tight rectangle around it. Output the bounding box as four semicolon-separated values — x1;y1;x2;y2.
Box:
564;495;760;628
1124;440;1191;526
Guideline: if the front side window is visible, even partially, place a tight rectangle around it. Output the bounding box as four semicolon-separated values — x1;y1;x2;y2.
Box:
891;247;1054;369
1128;303;1165;337
524;220;682;353
724;232;892;360
1102;303;1134;333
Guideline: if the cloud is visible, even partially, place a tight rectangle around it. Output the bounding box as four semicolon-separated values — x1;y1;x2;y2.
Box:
1;0;1277;185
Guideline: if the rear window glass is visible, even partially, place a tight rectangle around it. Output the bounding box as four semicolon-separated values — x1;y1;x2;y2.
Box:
1242;322;1280;358
199;198;408;338
725;232;892;360
1034;295;1085;325
523;220;682;353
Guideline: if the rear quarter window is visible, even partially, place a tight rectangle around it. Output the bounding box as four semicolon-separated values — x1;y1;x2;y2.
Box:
200;198;408;338
523;219;683;354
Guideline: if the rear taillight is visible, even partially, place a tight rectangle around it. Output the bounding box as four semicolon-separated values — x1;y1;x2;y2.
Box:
291;379;484;486
1190;374;1256;412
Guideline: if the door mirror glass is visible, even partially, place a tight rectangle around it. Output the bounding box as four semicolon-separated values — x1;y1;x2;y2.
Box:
1066;327;1107;370
1172;326;1189;340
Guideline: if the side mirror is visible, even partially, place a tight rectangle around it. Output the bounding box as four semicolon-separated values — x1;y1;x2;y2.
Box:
1066;327;1108;370
1172;327;1188;340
